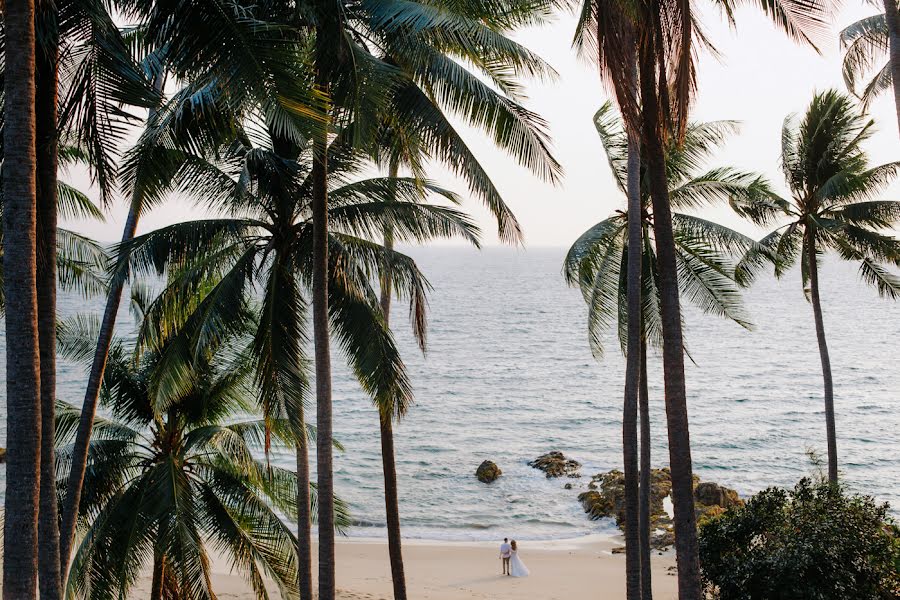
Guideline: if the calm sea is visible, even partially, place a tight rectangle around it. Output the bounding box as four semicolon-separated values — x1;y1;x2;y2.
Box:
1;247;898;540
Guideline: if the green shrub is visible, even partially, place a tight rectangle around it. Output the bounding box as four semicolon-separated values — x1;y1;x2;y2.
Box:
699;478;900;599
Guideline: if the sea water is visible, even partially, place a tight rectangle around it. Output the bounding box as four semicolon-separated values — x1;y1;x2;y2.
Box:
1;247;898;541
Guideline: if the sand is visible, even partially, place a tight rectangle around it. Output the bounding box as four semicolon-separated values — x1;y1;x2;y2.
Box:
128;534;679;599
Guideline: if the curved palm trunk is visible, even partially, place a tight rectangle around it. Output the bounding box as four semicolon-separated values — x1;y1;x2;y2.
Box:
58;73;166;574
883;0;900;136
623;134;643;600
639;48;701;600
378;164;408;599
639;338;653;600
806;235;838;483
35;13;63;599
296;417;313;600
2;1;42;598
312;39;337;600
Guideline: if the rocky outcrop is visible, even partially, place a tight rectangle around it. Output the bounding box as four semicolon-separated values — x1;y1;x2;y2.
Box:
0;447;5;463
528;451;581;478
577;468;743;550
475;460;502;483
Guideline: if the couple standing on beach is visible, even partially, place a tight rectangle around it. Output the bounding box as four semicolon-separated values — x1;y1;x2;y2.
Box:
499;538;529;577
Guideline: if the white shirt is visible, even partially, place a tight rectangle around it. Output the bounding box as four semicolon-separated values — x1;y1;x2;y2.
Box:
500;543;511;558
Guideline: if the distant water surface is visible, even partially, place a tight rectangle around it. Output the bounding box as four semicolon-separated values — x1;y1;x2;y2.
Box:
1;247;898;540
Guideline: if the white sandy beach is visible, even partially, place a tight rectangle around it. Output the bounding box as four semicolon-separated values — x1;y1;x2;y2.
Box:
125;534;678;599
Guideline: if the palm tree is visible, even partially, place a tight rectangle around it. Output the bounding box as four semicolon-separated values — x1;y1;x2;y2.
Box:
731;90;900;484
574;1;830;595
55;318;348;600
371;108;504;597
565;105;768;598
29;9;161;584
285;5;560;594
57;0;326;570
2;0;42;596
841;0;900;134
115;120;479;597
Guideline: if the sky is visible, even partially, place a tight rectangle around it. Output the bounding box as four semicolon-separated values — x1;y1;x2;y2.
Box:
63;3;900;248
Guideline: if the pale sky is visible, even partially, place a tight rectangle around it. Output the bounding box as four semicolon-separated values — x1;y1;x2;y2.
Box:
63;4;899;247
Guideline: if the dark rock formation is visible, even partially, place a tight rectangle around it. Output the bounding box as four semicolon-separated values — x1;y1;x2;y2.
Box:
528;451;581;478
475;460;502;483
578;467;743;550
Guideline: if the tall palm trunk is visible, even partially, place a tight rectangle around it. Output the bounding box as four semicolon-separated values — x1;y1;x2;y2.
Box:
58;73;166;573
639;46;701;600
378;161;408;600
296;409;313;600
806;233;838;483
312;37;336;600
622;134;643;600
35;9;63;598
2;1;42;598
883;0;900;135
150;552;165;600
639;337;652;600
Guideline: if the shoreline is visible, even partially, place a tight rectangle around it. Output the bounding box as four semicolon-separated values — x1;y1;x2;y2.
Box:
123;533;679;599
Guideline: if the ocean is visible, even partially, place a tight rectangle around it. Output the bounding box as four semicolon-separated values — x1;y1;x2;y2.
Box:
1;247;898;541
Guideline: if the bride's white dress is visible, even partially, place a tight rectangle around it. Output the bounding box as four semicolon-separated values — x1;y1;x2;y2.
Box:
509;550;530;577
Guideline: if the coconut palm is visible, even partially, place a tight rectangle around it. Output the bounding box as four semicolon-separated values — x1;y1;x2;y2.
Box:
57;0;328;569
840;0;900;134
574;1;831;596
2;0;42;596
370;110;497;598
114;118;479;599
731;90;900;484
277;6;560;594
565;105;770;597
26;9;159;588
54;317;348;600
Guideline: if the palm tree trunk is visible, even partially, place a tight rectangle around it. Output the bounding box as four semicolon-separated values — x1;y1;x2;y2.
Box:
377;162;408;600
622;133;643;600
35;9;63;598
296;424;313;599
806;234;838;483
639;48;701;600
2;1;42;598
150;552;165;600
58;73;166;574
639;337;653;600
312;37;336;600
883;0;900;136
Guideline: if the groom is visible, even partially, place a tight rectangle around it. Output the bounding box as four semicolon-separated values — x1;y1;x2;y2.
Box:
499;538;511;576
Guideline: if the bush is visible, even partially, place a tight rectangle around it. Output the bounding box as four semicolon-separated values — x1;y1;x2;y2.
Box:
699;478;900;599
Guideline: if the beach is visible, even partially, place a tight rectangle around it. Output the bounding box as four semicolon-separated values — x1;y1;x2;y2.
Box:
124;535;678;599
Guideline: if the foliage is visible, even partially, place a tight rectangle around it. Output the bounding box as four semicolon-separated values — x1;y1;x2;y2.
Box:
732;90;900;296
841;11;892;110
699;478;900;599
56;315;350;600
564;102;773;356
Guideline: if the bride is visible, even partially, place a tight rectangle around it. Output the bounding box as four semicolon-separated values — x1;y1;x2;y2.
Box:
509;540;530;577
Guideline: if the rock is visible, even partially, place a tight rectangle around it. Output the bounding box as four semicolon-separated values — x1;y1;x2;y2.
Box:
694;481;742;509
611;546;627;554
475;460;502;483
0;447;5;464
528;451;581;478
576;467;742;552
651;530;676;550
564;483;574;490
